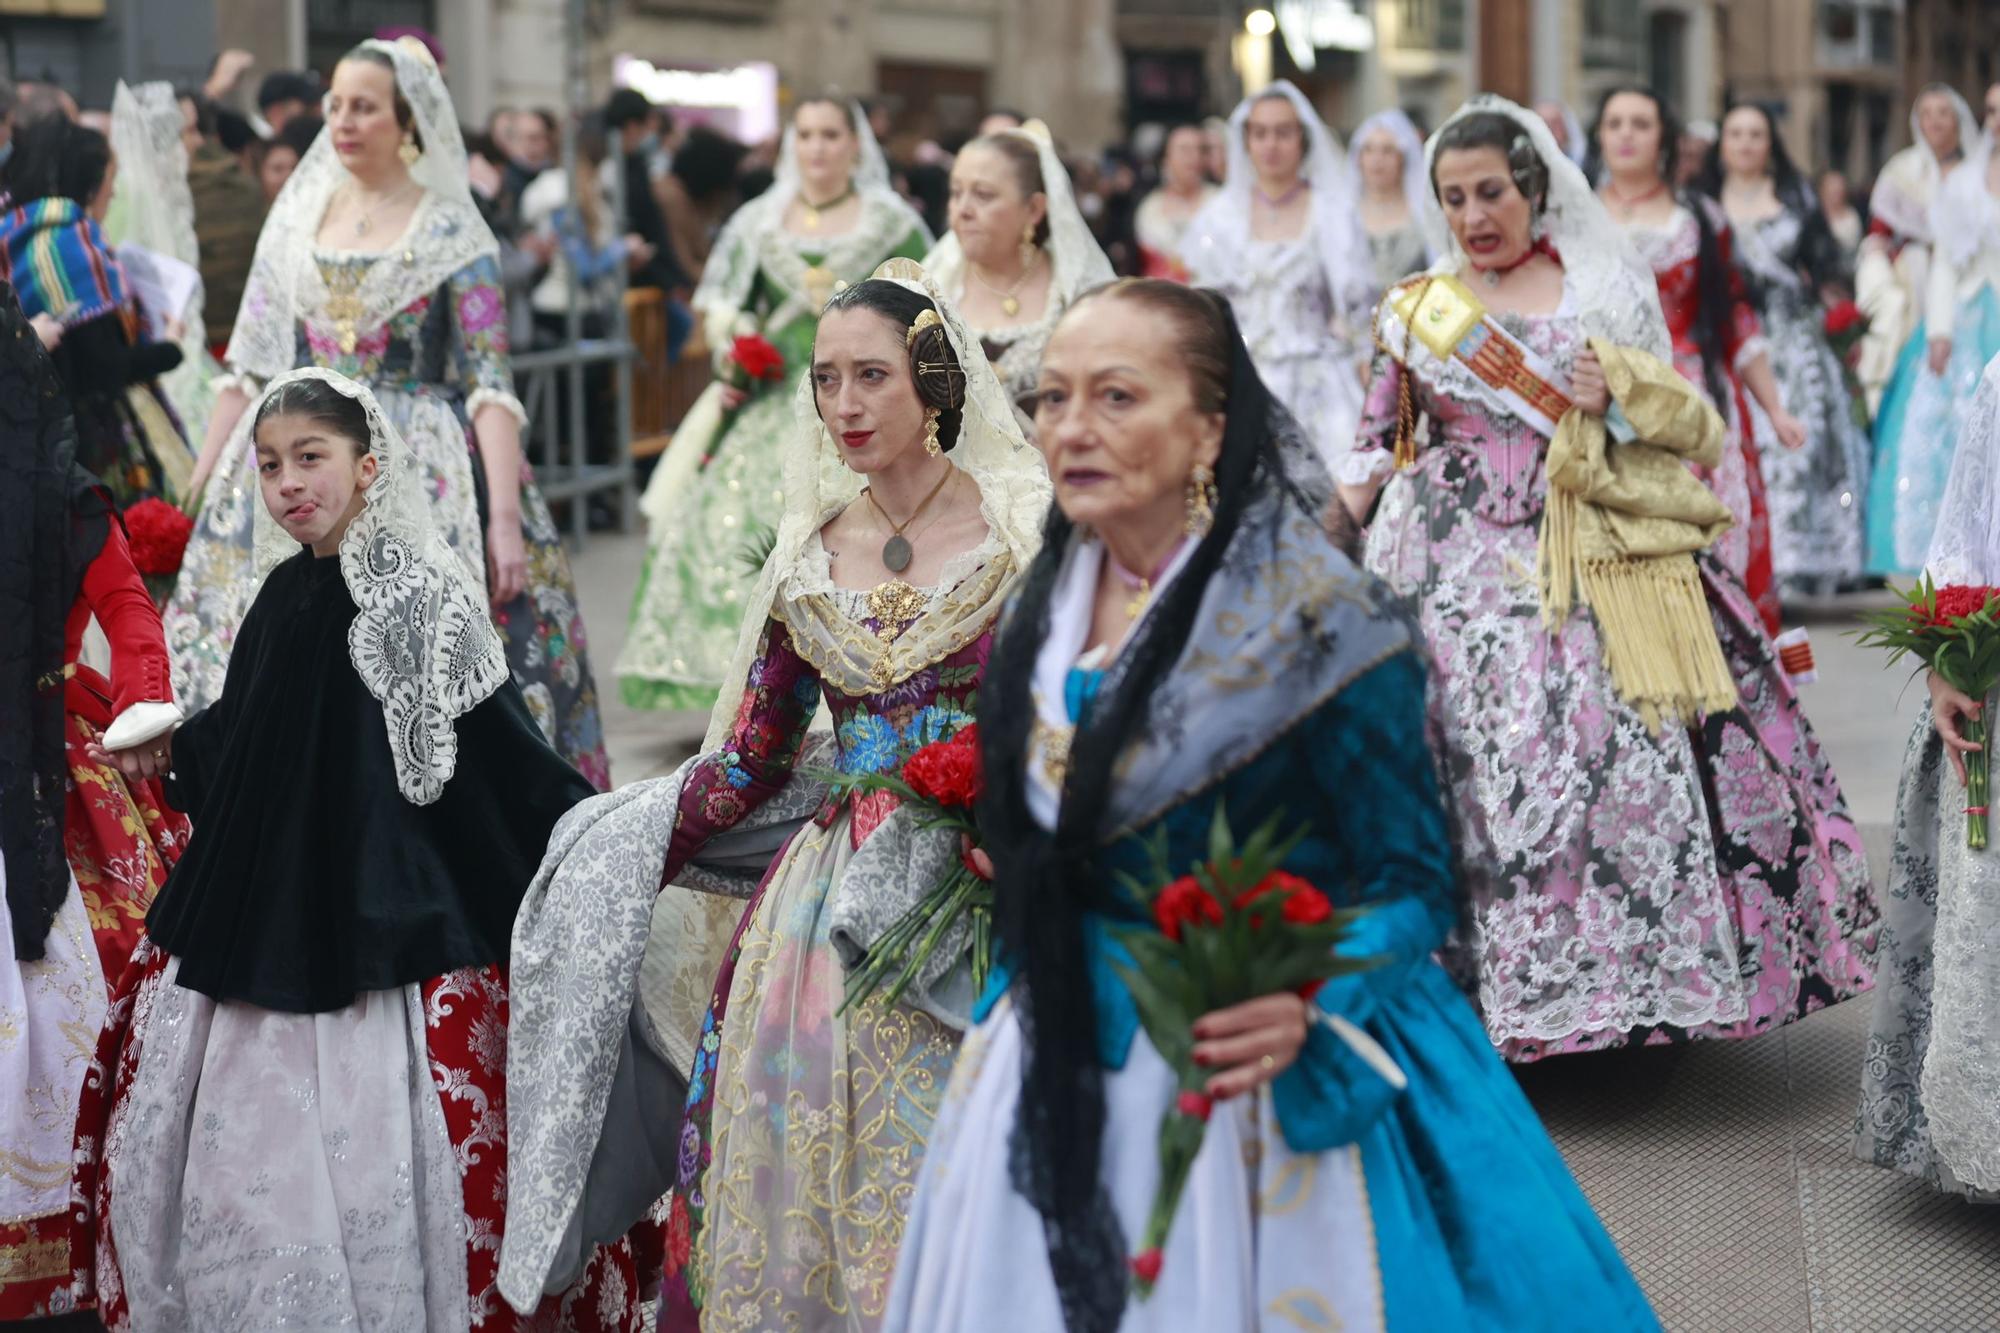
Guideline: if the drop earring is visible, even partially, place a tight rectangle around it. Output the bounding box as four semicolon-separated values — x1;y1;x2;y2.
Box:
923;406;943;457
1019;221;1038;270
399;132;422;168
1185;462;1216;536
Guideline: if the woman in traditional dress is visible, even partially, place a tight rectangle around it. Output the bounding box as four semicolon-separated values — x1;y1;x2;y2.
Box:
161;38;608;786
0;119;195;509
1339;97;1872;1063
498;261;1048;1332
1349;108;1433;288
0;276;187;1323
1854;85;1977;419
1591;85;1808;638
925;121;1113;412
1699;101;1870;599
1866;86;2000;577
1185;81;1374;474
882;276;1655;1332
1855;353;2000;1202
619;96;931;714
70;368;651;1330
1132;124;1215;283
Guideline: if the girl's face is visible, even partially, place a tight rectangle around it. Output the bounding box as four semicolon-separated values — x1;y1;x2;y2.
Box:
1433;145;1534;268
1917;93;1962;159
1358;127;1406;193
949;143;1046;269
812;305;931;477
793;100;858;196
1245;96;1306;183
255;411;379;556
1720;106;1772;178
260;144;301;203
1598;92;1665;179
327;58;406;179
1161;127;1206;193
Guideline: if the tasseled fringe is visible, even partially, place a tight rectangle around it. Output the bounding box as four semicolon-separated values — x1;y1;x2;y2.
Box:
1538;488;1737;733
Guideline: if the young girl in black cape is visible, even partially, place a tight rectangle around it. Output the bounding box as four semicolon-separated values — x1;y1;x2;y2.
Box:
70;367;659;1331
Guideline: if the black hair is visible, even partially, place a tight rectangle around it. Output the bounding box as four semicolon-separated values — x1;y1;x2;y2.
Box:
793;93;860;134
215;108;257;154
4;119;113;210
815;278;966;451
1427;109;1549;214
338;46;422;151
276;113;324;160
1695;101;1844;292
1590;84;1734;408
253;377;372;458
671;126;750;202
978;278;1316;1325
965;131;1053;246
603;87;653;131
257;70;318;112
1157;120;1206;170
178;87;219;141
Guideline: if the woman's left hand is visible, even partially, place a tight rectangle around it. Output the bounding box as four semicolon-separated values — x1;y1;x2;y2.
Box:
85;735;172;784
1571;349;1611;415
1771;408;1809;450
486;512;528;607
1192;992;1310;1101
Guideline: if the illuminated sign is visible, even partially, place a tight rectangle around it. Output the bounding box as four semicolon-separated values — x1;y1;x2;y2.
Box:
613;57;780;143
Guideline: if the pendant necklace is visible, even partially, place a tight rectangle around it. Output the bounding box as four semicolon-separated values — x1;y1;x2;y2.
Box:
970;251;1041;317
1601;180;1667;221
1469;238;1549;289
1106;537;1189;622
1254;180;1308;209
867;466;954;574
800;182;856;231
346;180;419;239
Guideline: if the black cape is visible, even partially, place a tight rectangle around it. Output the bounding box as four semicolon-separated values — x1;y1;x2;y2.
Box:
146;548;594;1012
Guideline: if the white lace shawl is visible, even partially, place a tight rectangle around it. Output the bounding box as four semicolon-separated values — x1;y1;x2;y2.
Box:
690;98;930;342
1932;132;1999;271
225;38;500;382
1185;80;1375;321
1870;87;1979;245
1345;108;1433;258
1925;352;2000;586
249;368;507;804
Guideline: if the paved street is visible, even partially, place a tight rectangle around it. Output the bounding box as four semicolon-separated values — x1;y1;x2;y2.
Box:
570;531;2000;1332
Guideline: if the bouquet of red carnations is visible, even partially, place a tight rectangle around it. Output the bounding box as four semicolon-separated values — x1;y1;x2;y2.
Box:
1857;577;2000;848
721;332;785;400
1823;299;1868;365
1110;806;1376;1298
823;723;993;1013
122;496;194;607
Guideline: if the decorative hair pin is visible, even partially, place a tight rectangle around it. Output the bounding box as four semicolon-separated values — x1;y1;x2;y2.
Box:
906;307;943;349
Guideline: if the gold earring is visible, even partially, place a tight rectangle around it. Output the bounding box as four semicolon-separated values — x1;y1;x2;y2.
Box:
1185;462;1216;536
398;133;421;167
923;406;943;457
1020;221;1038;268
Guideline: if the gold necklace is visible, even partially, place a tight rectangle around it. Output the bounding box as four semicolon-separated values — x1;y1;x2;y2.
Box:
865;467;953;574
800;182;856;231
344;180;419;238
969;251;1042;317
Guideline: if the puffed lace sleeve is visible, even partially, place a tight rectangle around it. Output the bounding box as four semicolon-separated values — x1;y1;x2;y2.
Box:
1342;341;1406;486
1927;356;2000;586
446;254;529;427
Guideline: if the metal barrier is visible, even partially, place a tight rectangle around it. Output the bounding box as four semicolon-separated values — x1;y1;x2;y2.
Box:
514;335;637;544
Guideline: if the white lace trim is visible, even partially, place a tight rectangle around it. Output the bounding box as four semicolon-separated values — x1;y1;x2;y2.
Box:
1925;354;2000;584
466;385;529;430
1622;205;1700;271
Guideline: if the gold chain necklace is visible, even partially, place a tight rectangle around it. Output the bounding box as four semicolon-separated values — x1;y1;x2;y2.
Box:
800;182;856;231
865;467;953;574
343;180;419;238
969;251;1042;317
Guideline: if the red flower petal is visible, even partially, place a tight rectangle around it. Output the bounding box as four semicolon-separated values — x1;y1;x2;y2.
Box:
1129;1248;1164;1285
1175;1090;1213;1122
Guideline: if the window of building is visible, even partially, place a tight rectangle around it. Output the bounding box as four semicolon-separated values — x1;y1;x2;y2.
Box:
1390;0;1466;53
1582;0;1643;72
1817;0;1898;70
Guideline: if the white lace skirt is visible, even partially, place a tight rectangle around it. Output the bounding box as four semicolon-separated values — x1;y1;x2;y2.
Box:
883;997;1384;1332
101;956;469;1331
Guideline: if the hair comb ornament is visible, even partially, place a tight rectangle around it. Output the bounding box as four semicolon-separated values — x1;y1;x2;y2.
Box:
906;307;944;349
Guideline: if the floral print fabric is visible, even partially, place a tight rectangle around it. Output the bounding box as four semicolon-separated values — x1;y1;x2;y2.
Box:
1357;307;1874;1061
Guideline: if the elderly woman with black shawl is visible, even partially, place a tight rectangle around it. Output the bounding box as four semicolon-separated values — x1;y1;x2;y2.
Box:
881;278;1656;1332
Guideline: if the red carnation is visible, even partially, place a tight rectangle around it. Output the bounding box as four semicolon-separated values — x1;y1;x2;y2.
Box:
1823;300;1864;337
1932;585;1997;626
1280;884;1334;926
730;333;786;382
1153;876;1223;942
1175;1090;1212;1122
1129;1248;1164;1287
904;734;983;808
122;498;193;577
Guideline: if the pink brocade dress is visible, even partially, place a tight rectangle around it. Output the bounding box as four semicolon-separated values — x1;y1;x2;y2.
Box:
1357;303;1875;1062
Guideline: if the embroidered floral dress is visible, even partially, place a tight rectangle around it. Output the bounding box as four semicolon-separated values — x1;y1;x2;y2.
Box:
657;540;1011;1332
164;231;609;787
1358;287;1875;1061
1622;202;1782;635
1732;206;1871;596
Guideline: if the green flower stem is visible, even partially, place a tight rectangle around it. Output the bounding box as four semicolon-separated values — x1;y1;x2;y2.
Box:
1130;1068;1211;1301
1969;710;1990;852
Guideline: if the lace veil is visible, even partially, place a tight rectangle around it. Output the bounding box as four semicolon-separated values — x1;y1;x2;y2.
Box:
1344;108;1432;243
1419;95;1669;359
1870;86;1979;246
226;37;498;380
921;120;1115;319
1186;80;1374;319
248;367;508;804
689;97;929;338
1933;128;1998;271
